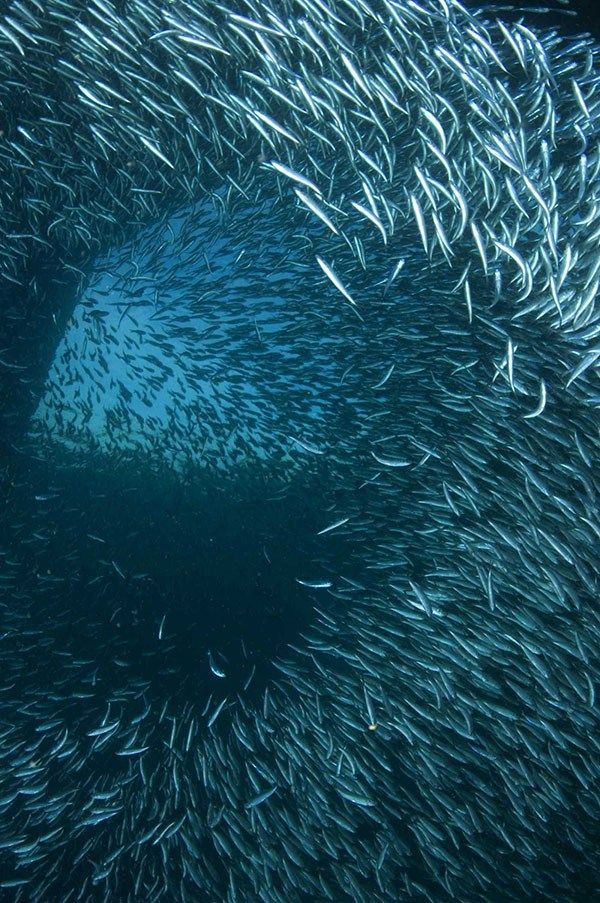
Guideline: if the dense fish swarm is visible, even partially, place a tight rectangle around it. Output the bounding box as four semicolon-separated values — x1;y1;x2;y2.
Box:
0;0;599;900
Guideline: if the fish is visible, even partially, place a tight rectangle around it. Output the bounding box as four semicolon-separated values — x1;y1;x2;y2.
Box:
315;256;358;308
244;785;277;809
208;650;226;678
317;516;350;535
0;0;598;901
296;578;333;589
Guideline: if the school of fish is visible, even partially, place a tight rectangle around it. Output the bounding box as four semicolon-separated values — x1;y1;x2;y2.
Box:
0;0;599;900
